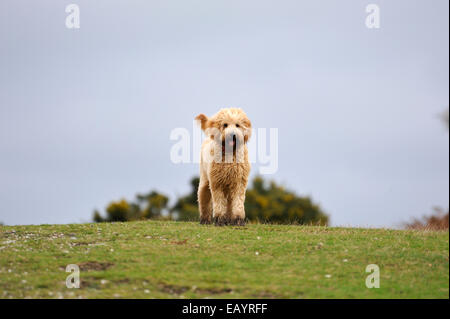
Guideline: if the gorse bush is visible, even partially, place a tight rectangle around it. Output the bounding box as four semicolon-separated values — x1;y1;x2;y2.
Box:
93;176;329;225
171;177;200;222
404;207;449;231
245;177;328;225
93;192;170;222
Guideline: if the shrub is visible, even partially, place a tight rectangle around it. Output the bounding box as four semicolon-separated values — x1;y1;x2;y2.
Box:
94;176;329;225
405;207;449;230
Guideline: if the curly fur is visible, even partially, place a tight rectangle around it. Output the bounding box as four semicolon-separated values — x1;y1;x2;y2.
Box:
195;108;252;226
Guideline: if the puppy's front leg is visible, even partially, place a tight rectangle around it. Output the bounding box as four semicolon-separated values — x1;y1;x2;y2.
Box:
198;181;212;224
211;189;228;226
230;186;246;226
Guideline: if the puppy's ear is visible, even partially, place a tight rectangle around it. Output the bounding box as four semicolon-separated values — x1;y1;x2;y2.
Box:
243;118;252;143
195;114;208;131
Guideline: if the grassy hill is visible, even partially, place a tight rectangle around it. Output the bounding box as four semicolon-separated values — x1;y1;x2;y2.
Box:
0;221;448;299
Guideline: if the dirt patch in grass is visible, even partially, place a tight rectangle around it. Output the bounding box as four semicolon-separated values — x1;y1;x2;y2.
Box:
195;287;233;295
158;282;233;296
78;261;114;271
158;282;190;295
171;239;188;245
72;242;90;246
80;276;101;289
114;278;131;284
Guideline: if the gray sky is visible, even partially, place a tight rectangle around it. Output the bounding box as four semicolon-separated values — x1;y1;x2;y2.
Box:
0;0;448;227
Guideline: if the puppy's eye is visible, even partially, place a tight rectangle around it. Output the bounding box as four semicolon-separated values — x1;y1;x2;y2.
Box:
236;124;240;128
223;123;228;128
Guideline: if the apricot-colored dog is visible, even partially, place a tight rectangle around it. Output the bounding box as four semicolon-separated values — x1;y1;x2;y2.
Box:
195;108;252;226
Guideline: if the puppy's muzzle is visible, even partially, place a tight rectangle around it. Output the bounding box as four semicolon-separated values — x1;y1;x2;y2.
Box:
222;134;238;154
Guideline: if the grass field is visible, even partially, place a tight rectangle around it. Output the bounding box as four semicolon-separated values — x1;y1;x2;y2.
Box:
0;221;448;299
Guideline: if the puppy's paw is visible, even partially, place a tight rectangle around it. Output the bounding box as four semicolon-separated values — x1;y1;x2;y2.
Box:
213;216;229;226
200;217;212;225
230;217;246;226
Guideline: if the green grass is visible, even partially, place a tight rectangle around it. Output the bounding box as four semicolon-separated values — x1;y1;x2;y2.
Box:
0;221;448;299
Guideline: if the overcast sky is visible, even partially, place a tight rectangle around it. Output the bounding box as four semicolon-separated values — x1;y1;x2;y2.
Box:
0;0;448;227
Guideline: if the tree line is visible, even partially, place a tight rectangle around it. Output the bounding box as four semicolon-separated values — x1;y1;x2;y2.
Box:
93;176;329;225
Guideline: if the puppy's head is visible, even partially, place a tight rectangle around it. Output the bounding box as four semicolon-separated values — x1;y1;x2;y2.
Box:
196;108;252;153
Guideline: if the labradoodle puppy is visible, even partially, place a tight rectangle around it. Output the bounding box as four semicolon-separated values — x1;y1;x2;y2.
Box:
195;108;252;226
